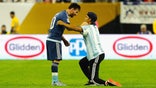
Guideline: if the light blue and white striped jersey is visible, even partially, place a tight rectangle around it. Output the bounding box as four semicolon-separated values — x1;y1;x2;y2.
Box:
81;25;104;60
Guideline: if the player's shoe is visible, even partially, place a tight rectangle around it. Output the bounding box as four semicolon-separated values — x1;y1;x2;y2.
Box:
52;81;66;86
85;81;104;86
85;81;96;86
105;78;121;87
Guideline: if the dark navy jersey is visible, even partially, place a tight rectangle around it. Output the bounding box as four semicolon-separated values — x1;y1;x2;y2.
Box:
48;10;70;41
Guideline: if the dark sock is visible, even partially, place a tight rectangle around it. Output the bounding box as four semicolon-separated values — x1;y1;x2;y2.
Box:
52;62;58;72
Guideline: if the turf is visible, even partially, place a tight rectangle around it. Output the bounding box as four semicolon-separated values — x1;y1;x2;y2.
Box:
0;60;156;88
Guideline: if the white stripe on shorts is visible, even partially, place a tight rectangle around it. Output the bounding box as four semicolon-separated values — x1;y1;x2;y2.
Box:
56;42;61;59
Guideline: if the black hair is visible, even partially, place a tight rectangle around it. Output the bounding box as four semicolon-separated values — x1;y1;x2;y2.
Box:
10;11;15;15
87;12;97;25
68;3;81;11
2;24;6;27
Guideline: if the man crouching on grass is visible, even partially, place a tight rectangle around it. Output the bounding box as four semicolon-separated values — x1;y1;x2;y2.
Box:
57;12;122;87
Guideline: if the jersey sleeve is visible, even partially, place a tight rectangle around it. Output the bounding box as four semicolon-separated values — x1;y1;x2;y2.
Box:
58;11;70;24
62;17;70;24
81;26;88;36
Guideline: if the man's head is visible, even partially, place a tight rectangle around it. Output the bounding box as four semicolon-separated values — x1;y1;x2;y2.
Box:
1;25;6;31
10;11;15;19
85;12;97;25
140;24;147;32
67;3;81;18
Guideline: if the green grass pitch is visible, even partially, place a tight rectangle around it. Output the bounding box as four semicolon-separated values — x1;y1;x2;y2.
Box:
0;60;156;88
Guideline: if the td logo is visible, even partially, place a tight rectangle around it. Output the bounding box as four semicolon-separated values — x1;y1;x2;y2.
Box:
69;38;86;56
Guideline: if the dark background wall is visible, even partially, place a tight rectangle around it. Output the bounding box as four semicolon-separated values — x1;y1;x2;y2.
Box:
99;15;154;34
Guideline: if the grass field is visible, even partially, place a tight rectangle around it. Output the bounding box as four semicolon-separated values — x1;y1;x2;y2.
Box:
0;60;156;88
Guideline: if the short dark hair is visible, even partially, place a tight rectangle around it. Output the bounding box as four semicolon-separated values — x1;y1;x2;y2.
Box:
10;11;15;15
2;24;6;27
68;3;81;11
87;12;97;25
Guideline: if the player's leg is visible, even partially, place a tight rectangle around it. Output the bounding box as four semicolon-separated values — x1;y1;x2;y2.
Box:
51;60;60;84
89;53;121;86
90;53;106;85
79;57;91;81
46;41;64;86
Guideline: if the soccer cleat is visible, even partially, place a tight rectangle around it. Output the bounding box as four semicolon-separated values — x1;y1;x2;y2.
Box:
105;78;122;87
85;81;104;86
85;81;96;86
52;81;66;86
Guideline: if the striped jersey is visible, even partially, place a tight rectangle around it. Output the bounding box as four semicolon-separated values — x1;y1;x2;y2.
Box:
81;25;104;60
48;10;70;42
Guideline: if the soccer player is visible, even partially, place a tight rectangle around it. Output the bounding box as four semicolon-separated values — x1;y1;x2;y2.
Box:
46;3;81;86
57;12;121;87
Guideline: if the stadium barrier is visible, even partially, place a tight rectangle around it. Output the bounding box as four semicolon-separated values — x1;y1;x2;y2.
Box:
0;34;155;60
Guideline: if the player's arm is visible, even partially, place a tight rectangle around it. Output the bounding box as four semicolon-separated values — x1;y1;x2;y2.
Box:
57;20;82;32
62;36;70;47
80;22;88;26
10;20;16;33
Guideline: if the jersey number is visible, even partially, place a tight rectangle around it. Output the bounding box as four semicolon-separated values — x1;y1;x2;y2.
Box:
50;17;56;29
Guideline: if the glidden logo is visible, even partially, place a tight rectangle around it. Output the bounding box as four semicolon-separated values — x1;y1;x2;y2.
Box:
5;36;44;58
113;36;152;58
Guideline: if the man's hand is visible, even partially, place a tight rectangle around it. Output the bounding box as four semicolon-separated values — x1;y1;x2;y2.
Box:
63;39;70;47
62;36;70;47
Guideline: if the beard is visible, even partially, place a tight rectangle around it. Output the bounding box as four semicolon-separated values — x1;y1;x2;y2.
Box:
69;14;75;18
69;15;73;18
